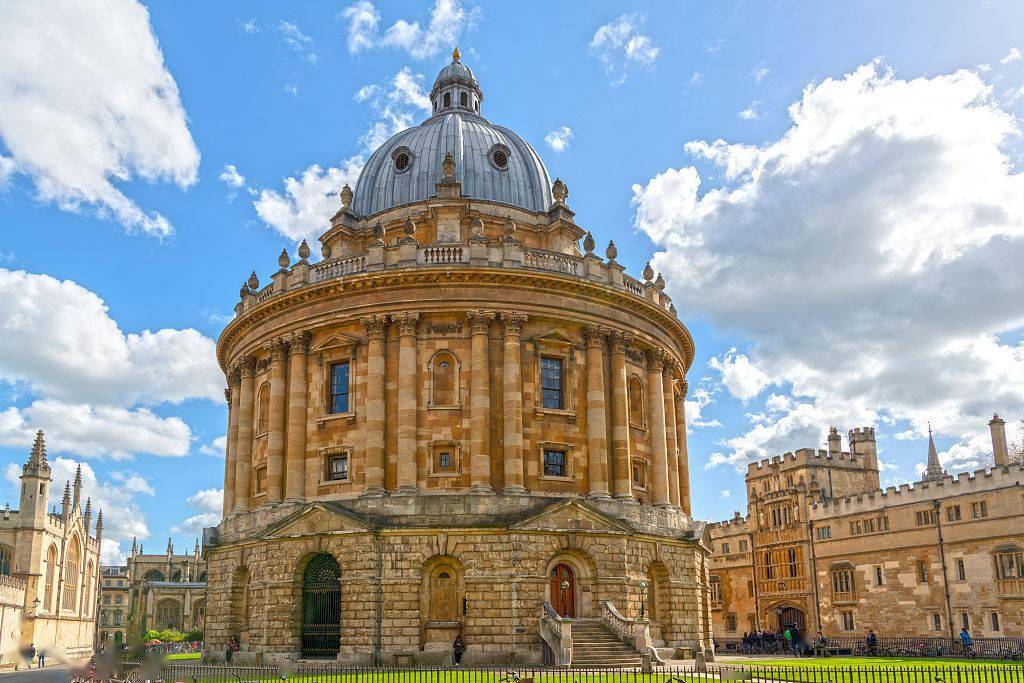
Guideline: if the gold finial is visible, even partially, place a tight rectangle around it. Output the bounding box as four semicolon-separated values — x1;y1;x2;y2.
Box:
452;46;461;62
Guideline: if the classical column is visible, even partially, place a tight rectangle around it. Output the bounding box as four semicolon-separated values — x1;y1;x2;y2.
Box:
608;331;633;501
663;362;680;509
646;348;671;508
361;315;389;496
501;312;527;494
233;355;256;513
285;331;310;501
468;310;496;494
675;381;692;515
584;325;610;499
395;312;420;495
265;337;289;504
223;369;240;515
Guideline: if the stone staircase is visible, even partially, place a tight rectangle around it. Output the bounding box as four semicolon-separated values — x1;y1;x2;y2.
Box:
570;619;644;668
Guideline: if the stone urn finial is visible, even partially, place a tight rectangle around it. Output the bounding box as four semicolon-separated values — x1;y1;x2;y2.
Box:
655;273;665;291
669;303;677;316
552;178;568;204
298;239;311;261
471;217;485;237
606;240;618;261
340;183;353;209
373;221;385;243
321;243;332;259
278;249;290;269
247;271;260;290
442;152;456;178
239;282;250;298
642;262;654;283
404;217;416;237
583;232;595;254
503;219;518;242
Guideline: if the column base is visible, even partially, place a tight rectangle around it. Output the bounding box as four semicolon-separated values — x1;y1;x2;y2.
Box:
393;485;419;496
613;493;636;504
654;501;673;509
587;491;612;500
469;484;495;495
502;485;528;495
360;487;386;498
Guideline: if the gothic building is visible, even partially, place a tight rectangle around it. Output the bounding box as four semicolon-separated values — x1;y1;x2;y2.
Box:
126;538;206;638
709;415;1024;640
203;50;711;666
0;432;102;662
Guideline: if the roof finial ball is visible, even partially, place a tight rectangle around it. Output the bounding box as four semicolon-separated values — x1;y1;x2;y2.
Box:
643;262;654;283
452;46;461;62
298;239;311;261
340;183;353;209
583;232;595;254
442;152;457;178
278;249;290;270
248;271;260;290
552;178;568;204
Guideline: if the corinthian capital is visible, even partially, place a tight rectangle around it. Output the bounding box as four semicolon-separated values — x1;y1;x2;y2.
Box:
500;311;527;336
237;354;257;378
360;314;390;340
583;325;607;349
227;366;242;387
396;311;421;337
466;310;496;334
607;329;632;354
289;330;312;354
677;379;689;400
644;347;667;371
266;336;290;361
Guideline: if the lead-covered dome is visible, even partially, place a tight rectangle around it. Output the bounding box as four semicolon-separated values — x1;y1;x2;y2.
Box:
352;49;553;217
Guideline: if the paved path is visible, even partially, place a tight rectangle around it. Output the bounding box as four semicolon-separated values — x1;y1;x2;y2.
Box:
0;665;69;683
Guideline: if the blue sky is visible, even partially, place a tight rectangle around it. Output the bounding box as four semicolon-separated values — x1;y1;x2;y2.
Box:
0;0;1022;563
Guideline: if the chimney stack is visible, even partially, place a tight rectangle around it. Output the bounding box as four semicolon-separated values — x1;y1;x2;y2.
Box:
990;413;1010;467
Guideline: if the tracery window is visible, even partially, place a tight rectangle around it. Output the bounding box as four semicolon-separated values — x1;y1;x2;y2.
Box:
156;599;181;630
831;568;855;603
62;539;80;611
956;558;966;581
0;545;11;575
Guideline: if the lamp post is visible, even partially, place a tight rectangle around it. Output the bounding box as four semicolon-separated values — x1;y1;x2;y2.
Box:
559;580;569;617
638;580;648;621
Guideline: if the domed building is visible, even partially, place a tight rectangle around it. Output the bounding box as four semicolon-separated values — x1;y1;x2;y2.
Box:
204;50;712;666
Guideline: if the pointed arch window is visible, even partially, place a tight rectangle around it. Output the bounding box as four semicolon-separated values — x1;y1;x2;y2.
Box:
62;538;80;611
43;545;57;611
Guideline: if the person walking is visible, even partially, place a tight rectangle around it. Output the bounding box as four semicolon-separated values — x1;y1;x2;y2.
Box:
960;626;973;654
783;625;794;655
452;634;466;667
37;648;45;668
866;629;878;656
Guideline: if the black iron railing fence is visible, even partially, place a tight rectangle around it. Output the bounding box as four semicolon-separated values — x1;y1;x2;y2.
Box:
715;636;1024;659
165;663;1024;683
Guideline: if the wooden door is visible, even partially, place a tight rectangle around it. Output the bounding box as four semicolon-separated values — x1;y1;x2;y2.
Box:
550;564;575;617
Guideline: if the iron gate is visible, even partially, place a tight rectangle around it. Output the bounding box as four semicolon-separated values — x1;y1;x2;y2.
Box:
301;554;341;658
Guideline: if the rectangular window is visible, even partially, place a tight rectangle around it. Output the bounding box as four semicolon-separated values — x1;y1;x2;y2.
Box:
747;579;754;596
832;569;854;602
438;451;452;469
255;465;267;493
816;526;832;540
722;542;730;554
875;566;884;586
543;449;566;477
947;505;961;522
329;361;350;414
841;611;855;631
932;613;942;631
916;509;937;526
631;461;646;488
327;454;348;481
710;581;722;604
540;357;564;409
880;516;889;531
972;501;988;518
998;552;1024;579
739;540;748;552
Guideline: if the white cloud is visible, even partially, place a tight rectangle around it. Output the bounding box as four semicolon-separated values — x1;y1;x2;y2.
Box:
545;126;573;153
199;435;227;457
242;19;260;34
171;513;220;536
686;385;720;430
634;61;1024;471
709;348;771;401
275;20;317;63
0;156;15;187
0;0;199;237
341;0;475;60
1000;47;1021;64
171;487;223;535
752;65;770;82
689;72;703;87
738;100;761;120
284;83;299;98
590;13;660;85
219;164;246;189
186;488;223;513
719;489;731;499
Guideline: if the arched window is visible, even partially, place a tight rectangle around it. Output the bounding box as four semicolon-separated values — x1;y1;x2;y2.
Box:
156;599;181;630
172;570;182;582
62;537;80;611
430;351;458;406
43;545;57;611
991;612;1000;631
956;558;966;581
192;600;206;629
0;545;12;575
961;612;969;630
257;384;270;434
460;91;468;107
628;376;644;425
198;571;208;583
918;561;929;584
443;92;451;108
143;569;165;583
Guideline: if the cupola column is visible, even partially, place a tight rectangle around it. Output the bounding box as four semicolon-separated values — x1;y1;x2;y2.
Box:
233;355;256;513
674;382;691;515
361;315;389;496
584;326;610;499
663;363;681;509
500;312;527;494
646;349;671;508
608;331;633;501
285;331;311;501
468;310;496;494
224;371;241;515
395;312;420;495
265;338;289;504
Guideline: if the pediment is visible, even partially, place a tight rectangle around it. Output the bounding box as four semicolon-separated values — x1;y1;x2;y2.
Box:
312;332;362;354
262;503;372;538
529;328;577;348
510;499;632;534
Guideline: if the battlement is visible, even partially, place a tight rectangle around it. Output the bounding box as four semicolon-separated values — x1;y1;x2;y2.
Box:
809;463;1024;519
0;574;25;608
746;426;878;476
849;426;876;441
709;512;753;536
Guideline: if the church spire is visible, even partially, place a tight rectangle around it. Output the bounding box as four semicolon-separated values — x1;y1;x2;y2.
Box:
922;424;946;482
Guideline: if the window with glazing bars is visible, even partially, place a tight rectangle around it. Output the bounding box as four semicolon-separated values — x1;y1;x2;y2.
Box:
540;357;564;409
330;362;350;414
543;449;566;477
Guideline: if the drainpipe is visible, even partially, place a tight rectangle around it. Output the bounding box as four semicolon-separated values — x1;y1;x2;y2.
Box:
933;500;954;639
807;521;821;633
373;531;383;667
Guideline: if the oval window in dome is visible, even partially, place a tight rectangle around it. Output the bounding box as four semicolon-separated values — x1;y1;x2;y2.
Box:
391;147;413;174
395;153;409;171
489;144;511;171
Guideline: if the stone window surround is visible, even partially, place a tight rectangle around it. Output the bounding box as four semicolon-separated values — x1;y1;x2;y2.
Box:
319;445;352;485
428;440;463;478
314;336;360;427
830;563;856;604
531;334;577;420
630;457;649;491
254;380;271;438
627;372;647;430
426;349;462;409
538;440;575;482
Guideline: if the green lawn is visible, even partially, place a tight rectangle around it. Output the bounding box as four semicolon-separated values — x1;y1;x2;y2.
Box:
166;652;202;660
713;657;1021;683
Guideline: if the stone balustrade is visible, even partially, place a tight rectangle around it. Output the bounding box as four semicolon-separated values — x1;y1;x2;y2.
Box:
237;241;676;319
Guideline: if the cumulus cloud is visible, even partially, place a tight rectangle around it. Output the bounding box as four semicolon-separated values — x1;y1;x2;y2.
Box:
545;126;574;153
0;0;199;237
709;348;771;402
341;0;476;60
634;61;1024;470
199;435;227;457
590;13;660;84
171;487;223;534
738;100;761;120
219;164;246;189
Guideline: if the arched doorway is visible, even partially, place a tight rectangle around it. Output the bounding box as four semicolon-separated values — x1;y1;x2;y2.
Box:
550;563;575;617
301;554;341;658
777;606;806;630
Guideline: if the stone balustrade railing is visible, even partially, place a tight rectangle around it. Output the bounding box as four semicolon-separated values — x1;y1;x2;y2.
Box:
601;600;655;664
239;241;676;319
540;601;572;668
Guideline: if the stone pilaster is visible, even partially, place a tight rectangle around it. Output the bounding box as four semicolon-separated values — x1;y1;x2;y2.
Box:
395;312;420;495
265;337;289;504
584;325;610;499
233;355;256;513
500;312;527;494
285;331;310;502
223;369;240;515
675;381;691;515
361;315;389;497
663;361;680;509
646;348;671;508
468;310;496;494
608;331;633;501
